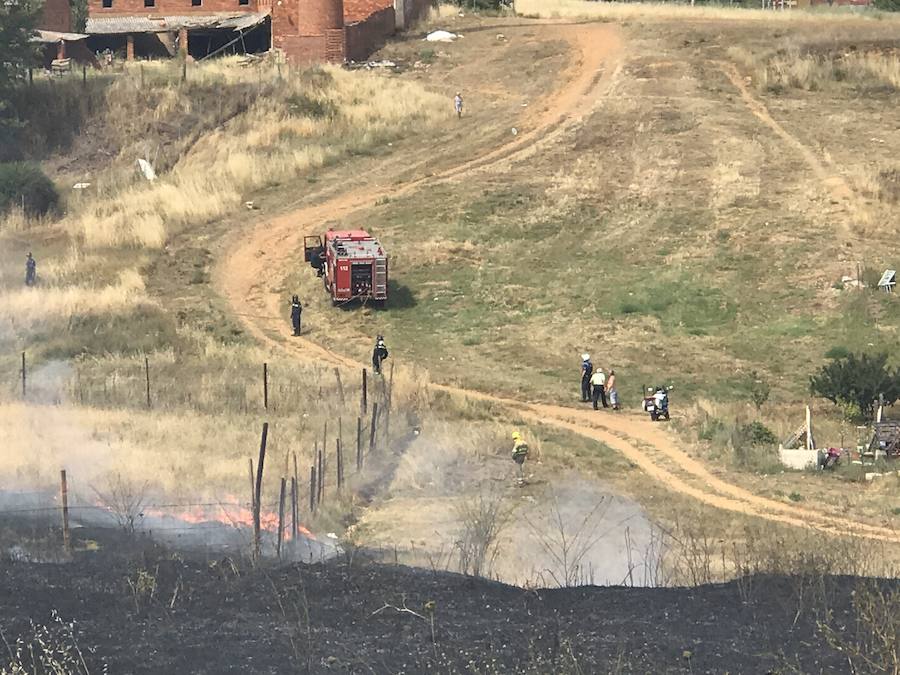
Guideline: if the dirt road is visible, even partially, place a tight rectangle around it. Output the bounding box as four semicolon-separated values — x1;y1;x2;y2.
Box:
216;22;899;544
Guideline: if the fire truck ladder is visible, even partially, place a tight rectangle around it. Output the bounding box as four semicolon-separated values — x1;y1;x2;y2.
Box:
373;258;388;298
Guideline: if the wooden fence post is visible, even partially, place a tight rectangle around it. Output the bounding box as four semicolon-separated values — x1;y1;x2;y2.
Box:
309;465;316;513
290;476;298;540
336;438;343;491
21;352;26;400
369;403;379;455
60;470;70;553
334;367;345;403
277;477;286;559
316;448;325;504
356;417;363;470
253;423;269;559
248;458;256;511
263;363;268;410
361;368;368;415
144;356;151;409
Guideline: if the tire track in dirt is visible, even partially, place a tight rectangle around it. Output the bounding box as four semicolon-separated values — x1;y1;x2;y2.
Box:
216;26;899;545
719;62;871;241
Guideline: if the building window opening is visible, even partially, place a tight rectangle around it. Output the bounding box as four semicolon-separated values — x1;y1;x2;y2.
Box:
102;0;112;7
239;0;249;6
192;0;202;6
144;0;155;7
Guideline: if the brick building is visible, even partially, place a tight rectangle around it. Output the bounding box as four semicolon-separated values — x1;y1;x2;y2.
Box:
69;0;426;63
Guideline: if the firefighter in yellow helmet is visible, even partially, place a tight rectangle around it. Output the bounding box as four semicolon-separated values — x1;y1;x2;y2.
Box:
511;431;529;487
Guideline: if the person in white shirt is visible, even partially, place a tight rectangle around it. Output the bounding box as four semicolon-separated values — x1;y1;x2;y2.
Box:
590;368;608;410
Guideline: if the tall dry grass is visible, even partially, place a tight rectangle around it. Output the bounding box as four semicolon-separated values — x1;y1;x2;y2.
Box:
515;0;895;22
730;45;900;91
67;61;446;249
0;269;148;333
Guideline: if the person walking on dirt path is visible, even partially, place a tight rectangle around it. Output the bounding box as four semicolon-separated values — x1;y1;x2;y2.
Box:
580;353;593;402
372;334;389;375
290;295;302;336
24;252;36;287
511;431;529;487
454;92;463;119
607;369;619;410
590;367;608;410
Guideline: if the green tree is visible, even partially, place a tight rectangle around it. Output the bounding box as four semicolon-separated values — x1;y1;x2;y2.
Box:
70;0;88;33
0;0;40;94
810;352;900;421
1;0;40;155
873;0;900;11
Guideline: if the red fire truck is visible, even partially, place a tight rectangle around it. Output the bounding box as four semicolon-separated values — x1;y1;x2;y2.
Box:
303;229;388;306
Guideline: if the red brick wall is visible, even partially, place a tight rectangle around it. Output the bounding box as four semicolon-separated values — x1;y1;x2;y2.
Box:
274;34;327;63
40;0;72;32
344;5;393;62
343;0;391;23
298;0;343;35
87;0;258;17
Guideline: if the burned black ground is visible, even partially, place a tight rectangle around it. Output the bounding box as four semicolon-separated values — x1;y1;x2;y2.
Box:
0;528;892;674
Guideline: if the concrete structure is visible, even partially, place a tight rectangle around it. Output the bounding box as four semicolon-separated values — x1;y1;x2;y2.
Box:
75;0;428;63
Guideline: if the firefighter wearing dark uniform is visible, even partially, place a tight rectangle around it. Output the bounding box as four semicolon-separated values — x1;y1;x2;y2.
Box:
372;335;388;374
290;295;302;336
511;431;529;487
580;353;593;402
25;252;36;287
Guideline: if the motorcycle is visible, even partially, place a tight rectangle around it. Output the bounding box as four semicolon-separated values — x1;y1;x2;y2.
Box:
820;447;841;470
642;386;671;422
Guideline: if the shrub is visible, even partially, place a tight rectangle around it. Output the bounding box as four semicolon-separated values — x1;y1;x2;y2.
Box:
810;352;900;421
824;346;850;360
739;421;778;447
0;162;58;215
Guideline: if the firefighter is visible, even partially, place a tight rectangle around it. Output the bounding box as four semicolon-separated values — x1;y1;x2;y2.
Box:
372;334;388;374
24;252;36;287
511;431;529;486
580;353;593;402
290;295;302;336
454;92;463;119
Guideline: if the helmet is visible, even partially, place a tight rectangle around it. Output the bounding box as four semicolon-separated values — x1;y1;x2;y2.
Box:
511;431;521;441
581;353;590;361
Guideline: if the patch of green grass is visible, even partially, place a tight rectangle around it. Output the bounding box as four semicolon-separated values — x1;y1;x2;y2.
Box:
788;491;804;502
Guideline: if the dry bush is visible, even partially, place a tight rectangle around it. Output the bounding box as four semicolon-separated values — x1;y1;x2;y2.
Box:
0;612;91;675
454;488;514;577
820;582;900;675
93;472;150;532
524;492;611;588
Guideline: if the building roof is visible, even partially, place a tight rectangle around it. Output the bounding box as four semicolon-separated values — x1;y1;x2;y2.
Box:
85;11;268;34
32;29;89;42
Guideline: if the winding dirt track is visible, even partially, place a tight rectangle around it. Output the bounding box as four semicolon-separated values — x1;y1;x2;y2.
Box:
216;23;899;544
